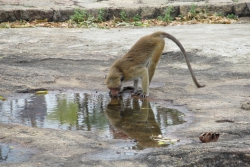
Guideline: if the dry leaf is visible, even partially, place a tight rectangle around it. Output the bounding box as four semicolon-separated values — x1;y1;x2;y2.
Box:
0;95;7;101
199;132;220;143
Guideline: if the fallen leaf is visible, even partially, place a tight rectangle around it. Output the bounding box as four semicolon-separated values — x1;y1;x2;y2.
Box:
199;132;220;143
0;95;7;101
150;135;180;145
36;90;48;95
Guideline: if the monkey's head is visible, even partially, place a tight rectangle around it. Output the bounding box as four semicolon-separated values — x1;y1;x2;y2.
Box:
105;70;124;97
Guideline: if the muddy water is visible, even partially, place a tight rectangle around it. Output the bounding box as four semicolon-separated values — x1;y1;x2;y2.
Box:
0;90;187;149
0;143;34;164
0;144;10;163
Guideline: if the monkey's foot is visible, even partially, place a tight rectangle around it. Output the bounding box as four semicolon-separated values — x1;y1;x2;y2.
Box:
131;90;142;96
139;94;148;98
131;90;148;98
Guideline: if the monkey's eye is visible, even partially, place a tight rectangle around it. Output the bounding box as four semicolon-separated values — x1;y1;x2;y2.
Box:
120;76;124;82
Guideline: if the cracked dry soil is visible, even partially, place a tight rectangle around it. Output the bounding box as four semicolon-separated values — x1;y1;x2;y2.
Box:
0;24;250;166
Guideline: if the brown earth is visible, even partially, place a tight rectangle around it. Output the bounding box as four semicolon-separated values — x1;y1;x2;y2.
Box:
0;23;250;166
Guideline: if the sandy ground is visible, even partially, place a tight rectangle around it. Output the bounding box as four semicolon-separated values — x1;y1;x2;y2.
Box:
0;22;250;166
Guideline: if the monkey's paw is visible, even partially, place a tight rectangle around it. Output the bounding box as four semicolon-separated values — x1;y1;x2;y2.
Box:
139;94;148;99
131;90;142;96
131;90;149;98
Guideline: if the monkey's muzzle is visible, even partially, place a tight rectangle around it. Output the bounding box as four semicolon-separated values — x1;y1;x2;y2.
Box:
109;88;120;97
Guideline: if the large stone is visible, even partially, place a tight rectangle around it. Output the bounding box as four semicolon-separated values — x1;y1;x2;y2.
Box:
122;7;141;19
0;10;16;22
141;6;156;19
241;101;250;110
234;3;250;17
0;1;249;23
205;3;233;16
106;8;122;20
53;9;76;22
180;3;234;16
15;9;54;21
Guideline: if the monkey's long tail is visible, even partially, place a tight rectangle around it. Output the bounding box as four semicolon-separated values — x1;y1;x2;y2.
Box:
163;32;205;88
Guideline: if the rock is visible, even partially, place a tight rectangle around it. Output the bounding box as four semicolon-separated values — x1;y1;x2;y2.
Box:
0;2;249;22
234;3;250;17
141;6;156;19
53;9;75;22
241;101;250;110
8;9;54;22
0;10;16;22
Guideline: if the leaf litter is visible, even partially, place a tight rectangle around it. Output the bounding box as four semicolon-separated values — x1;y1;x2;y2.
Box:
0;15;238;29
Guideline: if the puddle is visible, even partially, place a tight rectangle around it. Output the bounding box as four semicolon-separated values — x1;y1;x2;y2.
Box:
0;144;11;162
0;90;188;150
0;143;34;164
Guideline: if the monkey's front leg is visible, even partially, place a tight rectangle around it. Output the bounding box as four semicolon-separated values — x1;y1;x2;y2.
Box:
132;69;149;98
131;79;142;95
133;79;139;92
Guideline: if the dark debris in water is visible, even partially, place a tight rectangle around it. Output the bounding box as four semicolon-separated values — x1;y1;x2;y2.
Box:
15;88;48;93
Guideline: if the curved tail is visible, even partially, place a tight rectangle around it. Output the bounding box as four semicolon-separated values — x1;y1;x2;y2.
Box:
163;32;205;88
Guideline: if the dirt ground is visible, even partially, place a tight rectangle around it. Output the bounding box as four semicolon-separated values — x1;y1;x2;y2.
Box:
0;22;250;166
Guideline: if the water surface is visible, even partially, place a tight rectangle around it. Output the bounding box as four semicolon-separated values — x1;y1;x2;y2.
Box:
0;90;187;149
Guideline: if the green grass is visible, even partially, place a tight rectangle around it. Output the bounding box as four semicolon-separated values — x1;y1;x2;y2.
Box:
70;9;88;23
190;3;197;18
120;10;128;21
97;8;106;22
158;6;174;23
227;14;237;19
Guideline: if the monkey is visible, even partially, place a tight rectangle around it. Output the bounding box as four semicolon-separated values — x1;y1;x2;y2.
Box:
105;31;205;98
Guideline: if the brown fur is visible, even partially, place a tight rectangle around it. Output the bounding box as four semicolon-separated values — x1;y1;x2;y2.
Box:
106;31;204;98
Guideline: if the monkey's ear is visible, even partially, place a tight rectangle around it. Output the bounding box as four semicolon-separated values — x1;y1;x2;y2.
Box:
120;76;124;82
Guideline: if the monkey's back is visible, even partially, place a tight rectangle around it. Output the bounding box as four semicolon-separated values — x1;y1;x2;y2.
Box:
122;34;165;66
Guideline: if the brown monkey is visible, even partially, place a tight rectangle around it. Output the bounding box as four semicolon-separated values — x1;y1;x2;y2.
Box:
106;31;204;98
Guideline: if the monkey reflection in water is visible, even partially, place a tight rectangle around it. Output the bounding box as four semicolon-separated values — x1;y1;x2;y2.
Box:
105;97;162;149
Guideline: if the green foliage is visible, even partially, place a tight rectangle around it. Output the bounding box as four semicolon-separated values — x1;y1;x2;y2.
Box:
178;14;183;19
158;6;174;23
70;8;107;27
70;8;88;23
65;6;237;28
227;14;237;19
133;14;141;21
215;12;224;17
97;8;106;22
120;10;127;21
131;14;143;26
190;3;197;17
